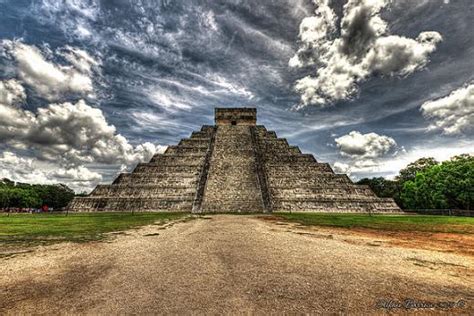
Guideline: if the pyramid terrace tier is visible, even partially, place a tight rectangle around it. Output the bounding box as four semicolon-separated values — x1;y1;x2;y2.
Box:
267;174;353;187
148;153;207;165
130;164;203;175
261;154;317;163
164;145;209;154
109;173;199;186
272;198;401;213
69;197;195;212
90;184;197;198
270;186;377;199
265;163;334;174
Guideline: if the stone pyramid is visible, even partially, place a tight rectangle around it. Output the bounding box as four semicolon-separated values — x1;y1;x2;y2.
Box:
68;108;400;213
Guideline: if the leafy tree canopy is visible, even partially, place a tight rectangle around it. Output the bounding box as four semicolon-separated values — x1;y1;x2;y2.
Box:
0;179;75;209
396;157;438;183
358;154;473;210
400;154;473;210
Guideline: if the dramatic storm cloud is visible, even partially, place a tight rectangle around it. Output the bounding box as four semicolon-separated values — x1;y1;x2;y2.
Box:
0;0;473;189
0;41;164;190
290;0;442;107
0;97;161;165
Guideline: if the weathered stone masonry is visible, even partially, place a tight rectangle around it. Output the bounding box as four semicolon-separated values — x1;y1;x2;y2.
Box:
68;108;400;213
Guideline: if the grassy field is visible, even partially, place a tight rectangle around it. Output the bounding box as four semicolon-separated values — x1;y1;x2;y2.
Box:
2;212;473;253
0;212;189;249
276;213;474;234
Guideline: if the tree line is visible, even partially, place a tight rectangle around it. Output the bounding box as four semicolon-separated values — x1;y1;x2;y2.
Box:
0;179;75;210
357;154;473;210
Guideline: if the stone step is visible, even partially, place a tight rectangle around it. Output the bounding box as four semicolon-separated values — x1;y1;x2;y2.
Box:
266;169;334;177
267;174;351;186
259;147;302;155
96;191;195;199
91;185;196;198
204;188;264;198
272;198;400;213
201;201;265;213
165;145;209;154
160;152;207;156
132;164;202;174
270;187;376;198
178;139;211;147
70;197;194;212
127;172;198;179
255;130;277;138
265;163;333;173
132;165;201;175
150;154;206;163
269;183;371;190
191;131;211;138
200;125;215;133
145;160;204;167
114;175;198;186
259;138;288;145
262;154;316;163
258;142;292;149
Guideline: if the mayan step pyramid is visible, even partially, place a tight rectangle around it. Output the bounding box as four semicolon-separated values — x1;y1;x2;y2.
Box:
68;108;400;213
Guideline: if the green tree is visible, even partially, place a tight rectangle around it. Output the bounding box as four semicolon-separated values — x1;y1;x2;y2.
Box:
0;189;11;208
400;154;473;209
357;177;401;204
7;188;42;209
36;184;75;209
0;179;75;210
397;157;438;183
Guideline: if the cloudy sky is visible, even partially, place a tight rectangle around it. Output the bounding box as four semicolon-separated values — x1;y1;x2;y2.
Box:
0;0;473;192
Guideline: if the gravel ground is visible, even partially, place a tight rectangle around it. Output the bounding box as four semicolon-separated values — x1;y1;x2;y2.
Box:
1;215;472;314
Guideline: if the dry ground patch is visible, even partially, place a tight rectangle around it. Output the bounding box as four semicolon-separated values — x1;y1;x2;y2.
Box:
0;214;473;314
267;213;474;257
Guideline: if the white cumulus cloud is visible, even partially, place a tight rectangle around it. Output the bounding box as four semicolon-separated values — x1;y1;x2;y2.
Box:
0;93;162;165
333;130;399;176
421;82;474;135
290;0;442;107
0;79;26;106
335;131;398;159
0;151;102;192
1;40;99;101
332;161;351;174
52;166;102;183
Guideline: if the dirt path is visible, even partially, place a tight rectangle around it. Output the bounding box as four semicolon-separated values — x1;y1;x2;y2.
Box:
1;215;473;314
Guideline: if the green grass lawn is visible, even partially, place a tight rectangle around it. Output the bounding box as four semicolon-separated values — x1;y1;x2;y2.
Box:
276;213;474;234
0;212;189;249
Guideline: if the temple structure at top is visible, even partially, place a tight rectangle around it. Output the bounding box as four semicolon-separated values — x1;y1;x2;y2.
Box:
68;108;400;213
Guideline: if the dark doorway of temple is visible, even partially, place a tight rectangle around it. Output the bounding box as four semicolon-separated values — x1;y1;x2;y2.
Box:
231;120;237;125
